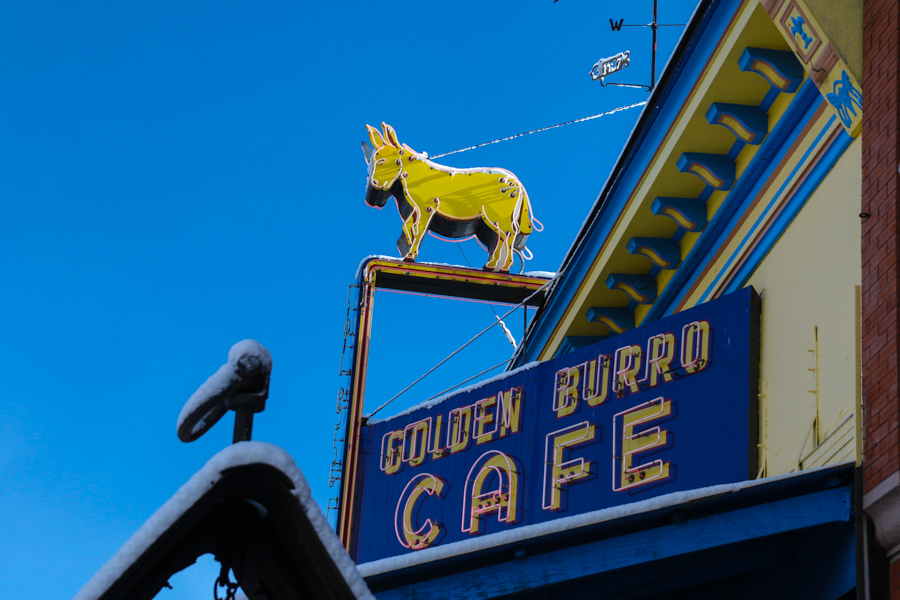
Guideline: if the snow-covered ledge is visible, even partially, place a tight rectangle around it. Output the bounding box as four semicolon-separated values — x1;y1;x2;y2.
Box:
358;462;853;577
75;442;374;600
864;470;900;559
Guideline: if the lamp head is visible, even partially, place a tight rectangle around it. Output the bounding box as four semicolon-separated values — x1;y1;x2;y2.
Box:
177;340;272;443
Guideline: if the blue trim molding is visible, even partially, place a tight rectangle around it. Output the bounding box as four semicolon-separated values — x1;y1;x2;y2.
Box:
707;102;769;144
652;196;709;232
584;306;634;334
677;152;737;190
559;335;608;355
606;273;658;304
517;0;772;365
719;127;854;297
373;486;852;600
738;47;804;93
644;80;821;323
628;237;682;270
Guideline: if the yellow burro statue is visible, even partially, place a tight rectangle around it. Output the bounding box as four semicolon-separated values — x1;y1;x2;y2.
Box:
362;122;540;273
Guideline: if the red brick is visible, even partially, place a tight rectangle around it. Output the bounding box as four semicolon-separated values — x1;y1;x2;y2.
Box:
863;0;900;493
891;560;900;598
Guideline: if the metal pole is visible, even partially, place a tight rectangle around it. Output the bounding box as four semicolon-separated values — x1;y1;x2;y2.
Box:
233;408;254;443
651;0;658;90
523;306;528;363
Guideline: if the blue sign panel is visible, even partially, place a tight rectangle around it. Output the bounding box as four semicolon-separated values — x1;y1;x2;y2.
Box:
350;287;760;564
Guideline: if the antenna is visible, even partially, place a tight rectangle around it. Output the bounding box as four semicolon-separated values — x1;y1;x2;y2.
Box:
590;0;685;91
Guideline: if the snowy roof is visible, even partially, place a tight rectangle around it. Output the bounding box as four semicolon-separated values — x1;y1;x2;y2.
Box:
76;442;373;600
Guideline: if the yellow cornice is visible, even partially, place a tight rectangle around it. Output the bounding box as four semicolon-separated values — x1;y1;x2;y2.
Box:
540;0;798;359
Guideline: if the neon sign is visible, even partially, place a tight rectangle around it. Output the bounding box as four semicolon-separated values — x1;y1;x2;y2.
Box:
362;123;542;273
349;288;759;563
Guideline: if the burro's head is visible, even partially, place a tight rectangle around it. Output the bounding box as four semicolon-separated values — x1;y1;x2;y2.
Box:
361;122;405;208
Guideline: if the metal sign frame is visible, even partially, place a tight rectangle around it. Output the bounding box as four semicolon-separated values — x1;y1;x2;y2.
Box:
335;258;552;549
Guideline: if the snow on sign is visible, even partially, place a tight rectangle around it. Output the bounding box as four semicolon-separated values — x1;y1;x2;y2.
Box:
348;288;760;564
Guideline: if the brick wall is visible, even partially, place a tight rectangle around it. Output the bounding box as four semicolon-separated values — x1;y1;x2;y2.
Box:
862;0;900;496
892;558;900;600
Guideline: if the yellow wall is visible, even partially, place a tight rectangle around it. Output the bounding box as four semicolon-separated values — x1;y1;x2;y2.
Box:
748;139;861;476
804;0;863;80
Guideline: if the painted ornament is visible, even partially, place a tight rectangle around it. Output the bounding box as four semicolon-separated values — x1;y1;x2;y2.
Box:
362;122;541;273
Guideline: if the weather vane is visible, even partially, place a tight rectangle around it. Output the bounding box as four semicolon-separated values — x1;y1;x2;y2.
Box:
587;0;684;91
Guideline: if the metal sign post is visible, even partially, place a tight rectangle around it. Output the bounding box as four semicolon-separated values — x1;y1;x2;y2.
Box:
592;0;684;91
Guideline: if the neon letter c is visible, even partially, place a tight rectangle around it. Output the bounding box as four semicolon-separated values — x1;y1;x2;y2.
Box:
394;473;445;550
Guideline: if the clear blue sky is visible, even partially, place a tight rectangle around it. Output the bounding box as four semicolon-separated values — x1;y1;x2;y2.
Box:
0;0;697;597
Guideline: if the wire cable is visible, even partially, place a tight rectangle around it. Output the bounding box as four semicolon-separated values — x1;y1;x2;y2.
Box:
456;244;518;349
429;101;648;159
417;357;516;406
366;276;557;419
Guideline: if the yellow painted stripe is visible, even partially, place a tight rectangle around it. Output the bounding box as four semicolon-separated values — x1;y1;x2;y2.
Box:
689;163;725;188
719;114;755;143
752;59;790;91
599;316;627;334
615;282;648;303
662;206;697;230
637;246;670;269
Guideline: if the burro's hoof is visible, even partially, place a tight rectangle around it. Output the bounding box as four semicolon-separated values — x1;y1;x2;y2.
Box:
483;265;497;272
403;257;416;263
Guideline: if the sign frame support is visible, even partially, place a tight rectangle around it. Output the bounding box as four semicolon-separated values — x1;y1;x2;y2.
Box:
335;258;551;550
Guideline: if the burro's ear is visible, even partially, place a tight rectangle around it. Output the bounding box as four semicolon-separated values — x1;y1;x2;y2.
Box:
382;122;400;148
366;124;386;149
361;141;375;164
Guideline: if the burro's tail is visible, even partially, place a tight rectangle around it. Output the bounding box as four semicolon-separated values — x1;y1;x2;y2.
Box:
518;188;533;236
510;179;542;235
511;181;542;271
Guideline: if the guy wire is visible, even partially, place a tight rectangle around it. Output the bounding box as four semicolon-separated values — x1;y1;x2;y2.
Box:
429;101;648;159
366;276;557;419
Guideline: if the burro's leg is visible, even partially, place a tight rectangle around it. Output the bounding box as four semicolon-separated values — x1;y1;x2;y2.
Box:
500;231;517;273
500;204;523;273
397;202;420;259
408;197;439;258
484;203;520;273
494;217;522;273
398;196;438;261
481;212;508;272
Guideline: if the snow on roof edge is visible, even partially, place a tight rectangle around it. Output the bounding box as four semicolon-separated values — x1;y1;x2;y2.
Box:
355;255;490;280
75;442;374;600
356;461;853;578
355;255;400;279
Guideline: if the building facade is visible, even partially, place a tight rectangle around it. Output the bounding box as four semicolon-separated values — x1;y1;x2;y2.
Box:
337;0;892;598
82;0;900;597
